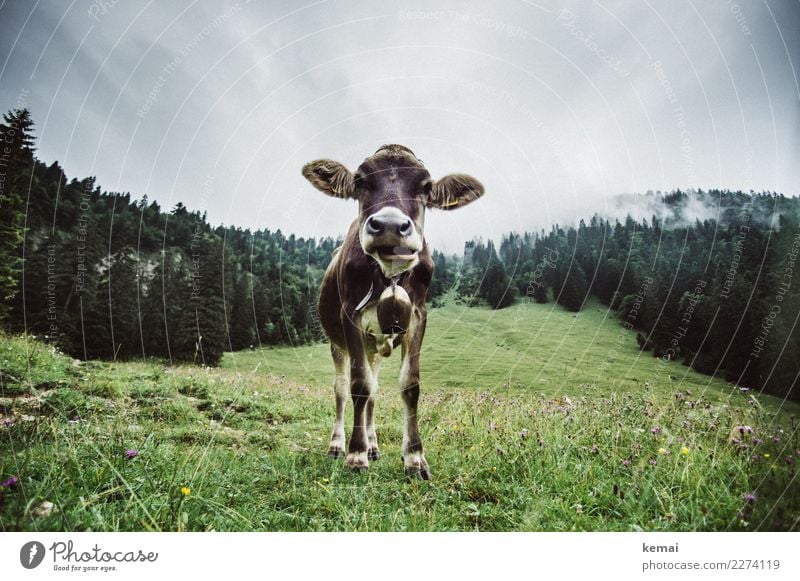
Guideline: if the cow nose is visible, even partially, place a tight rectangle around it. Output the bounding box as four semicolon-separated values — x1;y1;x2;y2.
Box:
366;215;414;237
366;216;384;235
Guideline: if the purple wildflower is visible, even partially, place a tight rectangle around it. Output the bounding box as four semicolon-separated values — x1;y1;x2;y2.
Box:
772;436;781;444
622;459;631;466
125;449;138;459
743;492;758;504
651;426;662;435
736;425;753;435
590;444;599;455
518;429;528;439
649;459;657;466
1;476;19;488
753;438;762;446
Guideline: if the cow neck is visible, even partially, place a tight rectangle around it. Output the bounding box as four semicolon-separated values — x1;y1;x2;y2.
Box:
354;259;410;313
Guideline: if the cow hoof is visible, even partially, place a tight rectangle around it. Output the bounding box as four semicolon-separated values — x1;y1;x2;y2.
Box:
405;466;431;480
403;452;430;480
368;447;381;461
327;446;345;459
345;451;369;472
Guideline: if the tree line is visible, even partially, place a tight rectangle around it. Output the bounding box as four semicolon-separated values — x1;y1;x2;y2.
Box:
460;191;800;401
0;109;460;366
1;109;798;400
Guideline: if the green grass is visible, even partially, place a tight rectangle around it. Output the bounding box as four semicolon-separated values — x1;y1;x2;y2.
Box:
1;301;798;531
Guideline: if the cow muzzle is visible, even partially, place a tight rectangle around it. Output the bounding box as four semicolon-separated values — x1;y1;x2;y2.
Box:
361;207;422;268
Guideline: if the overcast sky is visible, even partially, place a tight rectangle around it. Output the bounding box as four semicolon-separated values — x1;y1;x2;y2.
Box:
1;0;798;252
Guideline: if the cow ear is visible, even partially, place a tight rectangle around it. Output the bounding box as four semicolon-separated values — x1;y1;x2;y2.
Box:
428;173;484;210
302;159;355;199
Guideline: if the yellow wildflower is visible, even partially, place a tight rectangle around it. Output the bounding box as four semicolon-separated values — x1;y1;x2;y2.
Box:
180;486;191;497
681;446;690;456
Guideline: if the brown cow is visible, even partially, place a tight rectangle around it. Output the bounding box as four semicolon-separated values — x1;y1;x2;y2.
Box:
302;144;484;479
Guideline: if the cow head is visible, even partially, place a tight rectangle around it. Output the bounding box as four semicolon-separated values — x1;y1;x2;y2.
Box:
303;144;484;277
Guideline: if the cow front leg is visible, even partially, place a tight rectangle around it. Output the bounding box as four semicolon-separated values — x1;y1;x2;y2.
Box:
400;319;429;479
366;354;381;461
366;397;380;460
346;353;373;472
400;367;429;478
328;344;348;459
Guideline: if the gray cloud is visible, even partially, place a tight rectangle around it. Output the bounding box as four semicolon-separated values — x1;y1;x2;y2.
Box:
1;0;798;252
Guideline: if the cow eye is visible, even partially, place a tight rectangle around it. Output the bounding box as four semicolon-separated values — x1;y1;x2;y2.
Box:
420;181;433;196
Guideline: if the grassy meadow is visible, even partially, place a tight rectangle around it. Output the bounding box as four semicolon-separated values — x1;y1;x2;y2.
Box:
1;300;798;531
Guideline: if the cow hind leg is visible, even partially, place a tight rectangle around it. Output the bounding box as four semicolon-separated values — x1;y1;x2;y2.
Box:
327;344;348;459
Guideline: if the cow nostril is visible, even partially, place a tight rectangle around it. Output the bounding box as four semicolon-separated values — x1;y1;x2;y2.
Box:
399;219;413;236
366;217;384;235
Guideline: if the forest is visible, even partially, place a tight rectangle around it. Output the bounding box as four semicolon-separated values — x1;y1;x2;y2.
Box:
1;109;798;401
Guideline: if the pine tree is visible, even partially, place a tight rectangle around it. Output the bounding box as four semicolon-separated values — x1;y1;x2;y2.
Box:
173;235;230;365
228;270;256;350
554;260;588;312
531;269;548;303
106;249;140;360
478;242;514;309
142;248;188;361
0;109;35;323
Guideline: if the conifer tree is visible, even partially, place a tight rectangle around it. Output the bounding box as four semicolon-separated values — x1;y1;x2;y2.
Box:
0;109;34;322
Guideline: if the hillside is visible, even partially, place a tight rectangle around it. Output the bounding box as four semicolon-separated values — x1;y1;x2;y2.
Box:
2;301;798;531
226;301;789;402
2;110;799;402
